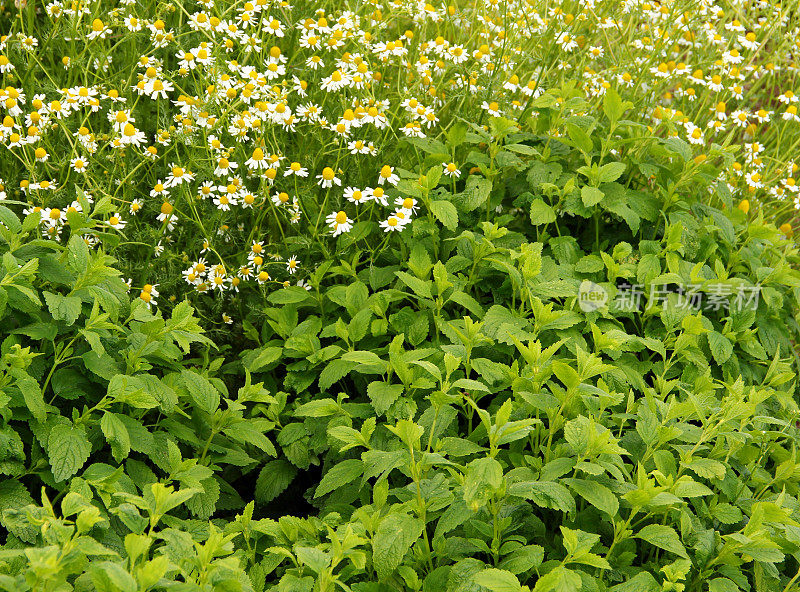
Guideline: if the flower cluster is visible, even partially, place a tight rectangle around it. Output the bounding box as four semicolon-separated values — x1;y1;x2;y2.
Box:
0;0;798;325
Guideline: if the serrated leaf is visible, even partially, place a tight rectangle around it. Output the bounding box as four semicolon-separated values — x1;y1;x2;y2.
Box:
372;513;424;580
598;162;626;183
48;424;91;482
708;331;733;365
367;381;404;414
530;199;556;225
635;524;688;558
682;458;726;481
100;412;130;463
315;459;364;498
180;370;220;414
473;569;521;592
564;478;618;517
581;186;604;207
255;460;297;503
43;291;82;325
430;200;458;230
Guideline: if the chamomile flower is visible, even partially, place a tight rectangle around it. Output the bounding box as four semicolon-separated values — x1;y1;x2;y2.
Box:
443;162;461;177
107;213;126;229
395;196;419;215
317;166;341;188
70;156;87;172
378;165;399;186
284;161;309;177
286;255;300;274
88;18;111;40
326;210;352;236
380;214;405;232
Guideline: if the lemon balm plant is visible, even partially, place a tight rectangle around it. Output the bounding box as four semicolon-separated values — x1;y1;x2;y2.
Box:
1;0;800;340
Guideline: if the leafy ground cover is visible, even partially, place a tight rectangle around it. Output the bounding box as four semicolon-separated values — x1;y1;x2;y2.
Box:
2;0;800;590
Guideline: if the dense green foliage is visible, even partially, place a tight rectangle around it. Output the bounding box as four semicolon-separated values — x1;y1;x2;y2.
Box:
3;86;800;592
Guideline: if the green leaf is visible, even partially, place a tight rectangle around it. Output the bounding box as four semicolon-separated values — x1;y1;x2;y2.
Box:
499;545;544;575
681;458;726;481
473;569;521;592
315;459;364;498
708;331;733;365
372;513;424;580
566;122;593;154
609;573;660;592
712;503;743;524
597;162;626;183
663;137;692;162
295;547;331;573
430;200;458;230
100;412;130;463
708;578;739;592
223;420;276;455
43;291;82;325
367;381;404;414
180;370;220;414
246;346;283;372
564;478;619;517
458;176;493;212
530;199;556;225
508;481;576;514
13;371;47;422
255;460;297;503
603;88;624;123
635;524;688;558
48;424;91;482
268;286;313;304
581;186;604;207
533;566;582;592
395;271;432;299
67;234;89;272
575;255;604;273
90;561;138;592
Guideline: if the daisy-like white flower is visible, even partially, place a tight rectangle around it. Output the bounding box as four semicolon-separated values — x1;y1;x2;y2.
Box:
213;192;237;211
120;122;147;146
368;186;389;206
256;269;271;284
286;255;300;274
380;213;406;232
344;186;370;205
317;166;342;188
730;110;750;128
0;55;14;74
88;18;111;40
245;146;268;170
326;210;352;236
686;124;704;145
166;163;194;187
150;181;168;198
214;156;238;176
284;161;309;177
107;212;126;230
70;156;87;173
378;165;399;186
783;106;800;122
481;101;502;117
395;196;419;215
129;198;143;215
443;162;461;177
